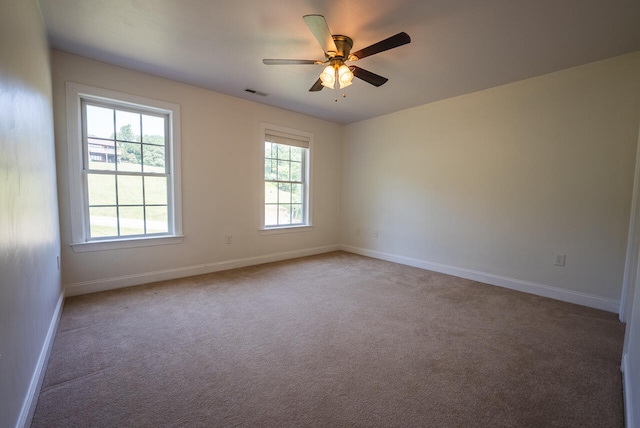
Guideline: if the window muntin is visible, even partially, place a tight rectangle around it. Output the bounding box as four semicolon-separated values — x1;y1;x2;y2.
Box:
82;100;171;240
262;127;311;229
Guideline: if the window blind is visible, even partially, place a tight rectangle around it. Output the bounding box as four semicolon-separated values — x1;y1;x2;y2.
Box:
265;129;309;148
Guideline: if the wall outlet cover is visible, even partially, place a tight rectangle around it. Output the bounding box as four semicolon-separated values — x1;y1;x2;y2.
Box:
554;254;566;266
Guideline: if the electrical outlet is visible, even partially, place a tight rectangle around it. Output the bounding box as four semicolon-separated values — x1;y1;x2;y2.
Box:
554;254;566;266
356;228;361;236
225;235;232;245
373;229;379;238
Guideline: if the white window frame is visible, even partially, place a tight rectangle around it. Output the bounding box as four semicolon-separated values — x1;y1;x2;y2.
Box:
260;123;313;234
66;82;184;252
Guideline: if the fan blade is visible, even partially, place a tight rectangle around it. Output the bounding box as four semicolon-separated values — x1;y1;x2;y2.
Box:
303;14;338;56
309;78;324;92
350;32;411;60
350;66;388;87
263;59;320;65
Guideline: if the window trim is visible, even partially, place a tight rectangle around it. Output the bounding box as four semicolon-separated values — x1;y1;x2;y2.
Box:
259;123;313;232
66;82;183;252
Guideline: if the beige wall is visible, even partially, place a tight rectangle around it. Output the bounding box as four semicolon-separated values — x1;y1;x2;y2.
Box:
52;50;640;307
0;0;62;426
341;53;640;309
51;51;343;293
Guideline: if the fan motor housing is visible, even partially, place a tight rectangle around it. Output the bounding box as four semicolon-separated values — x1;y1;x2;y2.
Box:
330;35;353;60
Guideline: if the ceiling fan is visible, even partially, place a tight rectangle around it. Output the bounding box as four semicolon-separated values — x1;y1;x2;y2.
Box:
263;14;411;92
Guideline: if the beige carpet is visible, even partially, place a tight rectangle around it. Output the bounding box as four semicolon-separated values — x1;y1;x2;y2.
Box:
32;251;625;427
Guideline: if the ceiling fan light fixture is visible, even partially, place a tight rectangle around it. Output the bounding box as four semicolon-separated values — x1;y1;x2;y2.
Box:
320;65;336;88
338;64;354;89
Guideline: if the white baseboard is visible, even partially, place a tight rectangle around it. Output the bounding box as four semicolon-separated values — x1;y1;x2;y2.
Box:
64;245;340;296
622;353;636;428
340;245;620;313
17;291;65;428
65;243;621;311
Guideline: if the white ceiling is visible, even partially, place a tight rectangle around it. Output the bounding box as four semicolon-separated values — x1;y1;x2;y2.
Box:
38;0;640;124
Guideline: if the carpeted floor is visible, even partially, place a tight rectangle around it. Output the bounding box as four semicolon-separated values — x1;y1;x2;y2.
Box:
31;251;625;427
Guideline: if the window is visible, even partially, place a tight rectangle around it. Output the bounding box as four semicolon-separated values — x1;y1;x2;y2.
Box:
66;83;183;252
261;124;312;230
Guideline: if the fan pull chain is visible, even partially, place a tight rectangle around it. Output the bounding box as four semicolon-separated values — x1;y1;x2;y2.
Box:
332;69;348;102
334;93;347;102
331;69;348;102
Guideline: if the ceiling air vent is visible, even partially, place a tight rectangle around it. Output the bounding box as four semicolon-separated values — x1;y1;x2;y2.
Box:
245;88;269;97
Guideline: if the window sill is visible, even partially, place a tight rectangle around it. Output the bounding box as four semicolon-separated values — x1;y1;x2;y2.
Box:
70;235;185;253
259;225;313;235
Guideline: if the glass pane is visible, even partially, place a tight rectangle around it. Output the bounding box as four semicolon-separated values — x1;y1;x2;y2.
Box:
265;160;277;180
264;159;272;180
117;175;143;205
119;206;145;235
276;144;290;160
87;138;116;171
290;146;302;162
278;182;291;203
265;142;272;159
265;182;278;204
115;110;141;142
278;204;291;225
292;204;303;224
142;115;165;145
146;206;168;234
290;161;302;182
277;160;290;181
143;144;165;173
144;176;167;205
291;183;302;203
86;105;114;139
89;206;118;238
118;142;142;172
265;204;278;226
87;174;116;206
